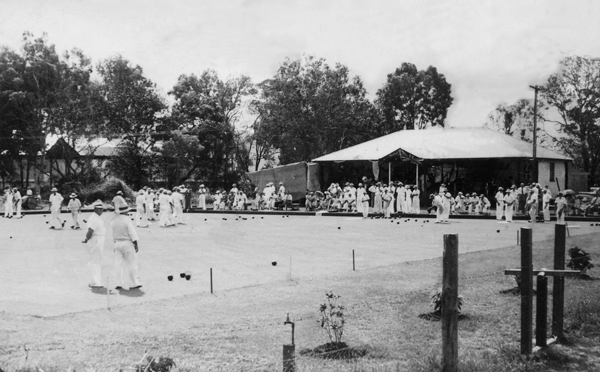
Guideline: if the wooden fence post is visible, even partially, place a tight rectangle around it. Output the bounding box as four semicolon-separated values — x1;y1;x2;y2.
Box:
553;224;566;340
520;227;533;355
536;273;548;347
442;234;459;372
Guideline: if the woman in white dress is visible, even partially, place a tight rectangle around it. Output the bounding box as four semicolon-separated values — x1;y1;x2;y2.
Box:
412;186;421;214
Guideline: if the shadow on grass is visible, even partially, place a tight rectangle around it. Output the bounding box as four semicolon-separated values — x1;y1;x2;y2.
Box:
417;311;469;322
299;342;369;360
118;288;145;297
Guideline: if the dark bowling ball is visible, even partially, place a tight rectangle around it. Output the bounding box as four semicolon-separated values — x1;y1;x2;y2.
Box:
338;227;341;229
235;219;238;221
83;220;87;223
282;216;284;218
261;217;264;219
272;261;277;266
205;219;207;221
223;218;227;220
252;217;255;219
167;275;173;281
185;274;191;280
397;222;400;225
46;221;48;224
180;273;186;278
497;230;500;233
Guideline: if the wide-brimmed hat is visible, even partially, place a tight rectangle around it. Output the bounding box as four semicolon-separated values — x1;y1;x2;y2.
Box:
118;205;130;214
116;191;123;195
51;187;58;192
200;184;205;187
498;187;504;190
91;200;104;209
70;193;77;198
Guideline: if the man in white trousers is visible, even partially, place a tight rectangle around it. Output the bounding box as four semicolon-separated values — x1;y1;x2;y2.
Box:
13;188;22;218
135;190;148;228
172;187;185;224
433;192;445;223
4;188;14;218
504;189;516;223
495;187;505;221
397;183;406;213
82;200;106;288
198;184;207;210
49;187;65;229
145;188;156;221
112;205;142;291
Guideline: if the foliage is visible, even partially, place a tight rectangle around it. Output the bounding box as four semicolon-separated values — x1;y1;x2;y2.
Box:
430;289;464;314
567;246;595;275
319;292;346;345
541;56;600;185
153;130;204;188
106;139;155;190
485;99;540;142
253;55;380;164
135;355;176;372
76;176;134;205
0;32;104;188
98;56;169;190
169;70;255;188
375;62;453;131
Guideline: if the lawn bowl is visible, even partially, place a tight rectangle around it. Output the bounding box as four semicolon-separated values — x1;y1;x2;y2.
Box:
185;275;191;280
272;261;277;266
180;273;186;278
167;275;173;281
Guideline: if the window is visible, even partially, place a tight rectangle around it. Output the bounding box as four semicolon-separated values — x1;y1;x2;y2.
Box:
549;162;555;182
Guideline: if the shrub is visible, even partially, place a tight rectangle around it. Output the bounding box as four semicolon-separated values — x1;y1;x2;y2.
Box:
135;355;176;372
77;176;135;205
319;292;345;345
567;247;594;276
431;290;464;314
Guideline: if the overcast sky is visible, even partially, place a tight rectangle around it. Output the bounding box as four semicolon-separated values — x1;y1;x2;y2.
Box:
2;0;600;128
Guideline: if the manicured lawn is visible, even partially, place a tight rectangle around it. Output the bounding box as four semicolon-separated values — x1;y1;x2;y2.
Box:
1;213;599;371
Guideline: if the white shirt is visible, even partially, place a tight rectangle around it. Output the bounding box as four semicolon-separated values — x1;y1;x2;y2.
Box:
49;193;63;207
111;214;139;242
87;213;106;236
172;192;183;207
136;194;146;206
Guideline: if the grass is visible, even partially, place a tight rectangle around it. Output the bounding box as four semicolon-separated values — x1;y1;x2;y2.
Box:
1;230;600;371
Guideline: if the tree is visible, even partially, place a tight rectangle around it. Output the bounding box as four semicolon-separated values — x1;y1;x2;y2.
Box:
154;130;204;188
375;63;453;131
99;56;168;189
485;99;536;141
0;32;103;188
541;56;600;185
253;56;380;164
169;70;255;188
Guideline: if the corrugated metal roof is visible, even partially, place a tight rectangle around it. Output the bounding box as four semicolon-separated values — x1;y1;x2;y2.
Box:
312;127;572;162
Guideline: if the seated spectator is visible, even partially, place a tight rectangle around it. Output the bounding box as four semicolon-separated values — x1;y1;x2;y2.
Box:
305;192;317;211
585;192;600;216
213;191;222;211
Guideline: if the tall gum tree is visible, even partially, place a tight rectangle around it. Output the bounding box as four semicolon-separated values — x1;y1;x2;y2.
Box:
376;63;453;131
253;56;380;164
541;56;600;186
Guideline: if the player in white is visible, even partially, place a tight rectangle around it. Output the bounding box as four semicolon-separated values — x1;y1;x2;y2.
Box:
82;200;106;288
49;187;65;229
135;190;149;228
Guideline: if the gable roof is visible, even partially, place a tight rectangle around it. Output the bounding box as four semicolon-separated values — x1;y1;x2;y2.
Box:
312;127;572;162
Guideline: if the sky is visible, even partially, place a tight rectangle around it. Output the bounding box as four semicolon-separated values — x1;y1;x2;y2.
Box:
2;0;600;128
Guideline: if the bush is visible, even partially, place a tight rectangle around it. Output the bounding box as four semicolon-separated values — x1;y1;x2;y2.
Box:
319;292;345;345
77;176;135;206
135;355;176;372
567;247;594;276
